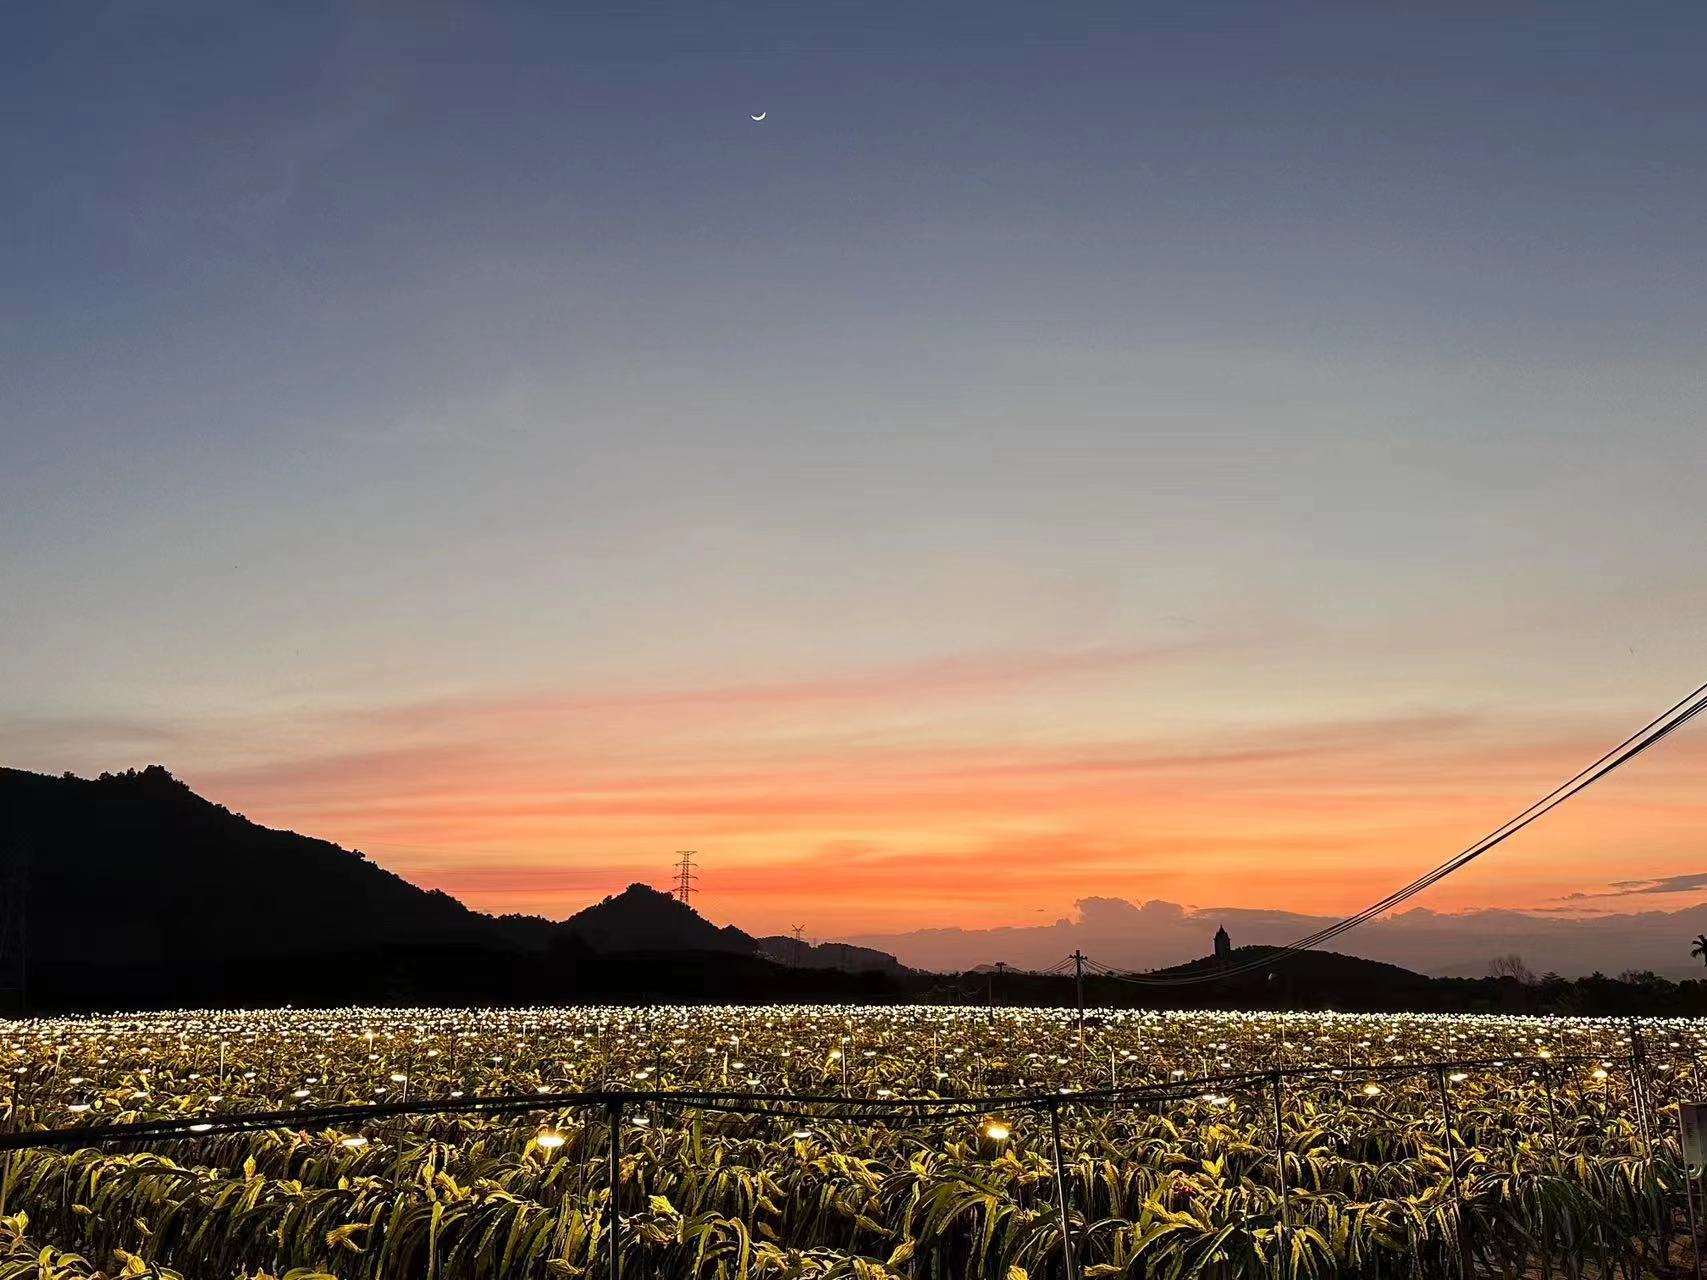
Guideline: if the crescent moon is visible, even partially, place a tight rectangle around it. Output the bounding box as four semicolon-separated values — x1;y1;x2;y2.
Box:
750;112;766;121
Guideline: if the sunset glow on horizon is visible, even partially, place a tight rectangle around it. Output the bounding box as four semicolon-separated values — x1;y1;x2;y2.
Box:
13;636;1705;940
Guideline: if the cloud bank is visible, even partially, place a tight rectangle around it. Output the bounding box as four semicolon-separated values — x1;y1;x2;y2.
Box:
845;894;1707;980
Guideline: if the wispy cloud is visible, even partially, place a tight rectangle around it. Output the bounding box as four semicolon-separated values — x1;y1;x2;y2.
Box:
1564;871;1707;900
352;642;1202;732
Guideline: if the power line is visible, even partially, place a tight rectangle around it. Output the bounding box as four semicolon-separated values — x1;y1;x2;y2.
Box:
1087;677;1707;986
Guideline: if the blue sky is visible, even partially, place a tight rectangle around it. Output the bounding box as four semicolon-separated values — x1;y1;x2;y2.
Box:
5;3;1707;942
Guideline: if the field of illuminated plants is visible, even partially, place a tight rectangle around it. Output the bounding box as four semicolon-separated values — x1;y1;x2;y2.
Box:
0;1007;1699;1280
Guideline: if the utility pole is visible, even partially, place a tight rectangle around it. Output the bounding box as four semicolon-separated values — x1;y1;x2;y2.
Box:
673;851;698;907
989;962;1008;1022
790;925;806;968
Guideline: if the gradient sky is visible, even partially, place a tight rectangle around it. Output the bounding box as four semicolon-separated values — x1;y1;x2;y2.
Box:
5;3;1707;943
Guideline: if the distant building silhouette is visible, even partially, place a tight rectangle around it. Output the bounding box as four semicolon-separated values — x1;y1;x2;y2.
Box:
1214;925;1231;961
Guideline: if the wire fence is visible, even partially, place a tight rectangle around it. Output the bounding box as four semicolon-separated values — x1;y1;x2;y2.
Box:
0;1052;1634;1149
0;1032;1689;1280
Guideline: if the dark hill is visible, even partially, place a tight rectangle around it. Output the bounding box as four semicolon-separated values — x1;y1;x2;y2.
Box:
931;945;1447;1014
558;884;755;954
1102;945;1438;1011
1;764;510;961
1;765;536;1008
755;935;908;975
546;889;914;975
1147;945;1430;986
0;766;907;1010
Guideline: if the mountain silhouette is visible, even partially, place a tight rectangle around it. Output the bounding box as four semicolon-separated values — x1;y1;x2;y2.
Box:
559;883;755;953
532;887;908;973
5;766;1696;1017
754;935;906;975
1;765;508;960
0;765;905;1011
1144;944;1430;987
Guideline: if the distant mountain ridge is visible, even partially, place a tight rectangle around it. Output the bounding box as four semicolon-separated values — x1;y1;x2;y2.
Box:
0;764;508;963
1143;944;1429;985
560;884;755;953
8;764;1693;1017
556;888;908;974
754;936;906;975
0;765;907;1010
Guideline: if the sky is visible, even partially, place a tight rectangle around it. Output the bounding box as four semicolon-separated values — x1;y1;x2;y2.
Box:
4;3;1707;962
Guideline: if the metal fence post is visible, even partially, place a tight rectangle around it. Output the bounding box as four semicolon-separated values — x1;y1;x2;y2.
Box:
1679;1104;1704;1280
1272;1071;1289;1280
1271;1071;1288;1231
1625;1021;1668;1259
1539;1063;1561;1161
1628;1018;1653;1152
7;1067;27;1136
1436;1067;1472;1280
606;1095;623;1280
1047;1101;1080;1280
